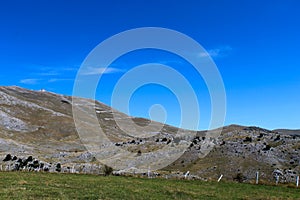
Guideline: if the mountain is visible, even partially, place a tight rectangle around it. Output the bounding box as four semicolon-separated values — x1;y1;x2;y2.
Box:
273;129;300;136
0;86;299;183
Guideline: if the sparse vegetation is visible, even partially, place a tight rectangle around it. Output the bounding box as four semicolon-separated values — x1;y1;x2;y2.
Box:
263;144;271;151
243;136;252;143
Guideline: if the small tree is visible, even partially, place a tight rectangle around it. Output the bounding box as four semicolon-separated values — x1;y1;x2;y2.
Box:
56;163;62;172
137;150;142;156
33;160;39;168
26;156;33;162
103;165;113;176
3;154;12;162
234;173;246;183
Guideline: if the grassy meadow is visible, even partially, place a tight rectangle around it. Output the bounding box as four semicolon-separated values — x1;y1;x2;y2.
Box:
0;172;299;199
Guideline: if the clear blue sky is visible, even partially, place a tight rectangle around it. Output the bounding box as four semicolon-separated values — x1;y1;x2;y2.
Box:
1;0;299;130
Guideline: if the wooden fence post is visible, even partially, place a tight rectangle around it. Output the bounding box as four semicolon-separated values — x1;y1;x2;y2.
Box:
256;171;259;184
218;174;223;182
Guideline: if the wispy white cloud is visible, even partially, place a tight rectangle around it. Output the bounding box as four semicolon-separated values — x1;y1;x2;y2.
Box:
48;78;73;83
81;67;123;75
35;71;60;76
199;46;232;58
20;79;40;85
20;65;77;83
32;66;78;76
19;77;73;85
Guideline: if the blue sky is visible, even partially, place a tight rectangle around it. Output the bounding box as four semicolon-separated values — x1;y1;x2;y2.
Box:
0;0;299;130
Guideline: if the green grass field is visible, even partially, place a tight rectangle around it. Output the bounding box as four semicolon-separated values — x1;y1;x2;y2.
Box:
0;172;299;199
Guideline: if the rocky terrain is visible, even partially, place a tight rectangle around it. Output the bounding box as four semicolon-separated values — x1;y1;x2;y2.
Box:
0;86;299;183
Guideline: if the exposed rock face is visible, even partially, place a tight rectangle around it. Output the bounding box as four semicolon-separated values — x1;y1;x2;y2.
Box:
0;86;299;182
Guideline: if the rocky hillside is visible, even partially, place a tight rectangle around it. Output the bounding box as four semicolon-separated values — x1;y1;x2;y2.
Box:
166;125;299;183
0;86;299;183
0;86;196;173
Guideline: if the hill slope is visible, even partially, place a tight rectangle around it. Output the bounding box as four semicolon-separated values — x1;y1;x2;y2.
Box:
0;86;299;182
